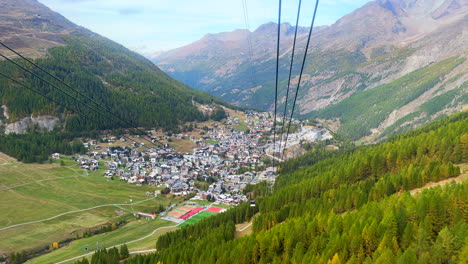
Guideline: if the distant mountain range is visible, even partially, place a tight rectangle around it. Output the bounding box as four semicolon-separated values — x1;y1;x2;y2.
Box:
0;0;225;134
153;0;468;141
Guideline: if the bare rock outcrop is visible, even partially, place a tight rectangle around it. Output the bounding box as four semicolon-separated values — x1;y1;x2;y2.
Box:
4;115;59;134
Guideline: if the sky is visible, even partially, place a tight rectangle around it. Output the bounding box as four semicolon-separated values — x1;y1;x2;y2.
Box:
39;0;372;55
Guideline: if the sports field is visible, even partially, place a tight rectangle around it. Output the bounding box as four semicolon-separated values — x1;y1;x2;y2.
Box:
180;207;203;220
0;153;177;253
168;210;185;218
206;206;224;213
178;211;217;227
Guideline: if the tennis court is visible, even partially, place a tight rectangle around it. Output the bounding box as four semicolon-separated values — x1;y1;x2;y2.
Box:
206;207;224;213
168;210;185;218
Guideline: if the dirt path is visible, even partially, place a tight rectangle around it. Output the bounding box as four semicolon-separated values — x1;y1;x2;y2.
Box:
410;164;468;195
235;220;254;238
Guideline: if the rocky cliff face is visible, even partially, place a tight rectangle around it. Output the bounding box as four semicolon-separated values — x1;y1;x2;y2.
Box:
4;115;59;134
153;0;467;140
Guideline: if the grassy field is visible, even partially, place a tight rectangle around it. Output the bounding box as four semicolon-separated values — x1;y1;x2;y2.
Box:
188;199;212;206
233;120;250;132
26;219;176;264
178;211;217;228
167;137;197;153
204;139;220;145
0;153;176;254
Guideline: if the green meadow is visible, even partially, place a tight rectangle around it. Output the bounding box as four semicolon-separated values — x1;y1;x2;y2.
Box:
26;219;177;264
0;153;176;254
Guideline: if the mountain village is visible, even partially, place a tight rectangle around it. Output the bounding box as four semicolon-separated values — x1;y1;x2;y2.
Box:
70;110;333;206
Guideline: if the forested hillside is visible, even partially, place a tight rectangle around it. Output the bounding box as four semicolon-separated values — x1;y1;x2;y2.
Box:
0;30;224;132
0;0;230;135
0;0;236;163
85;112;468;264
0;29;230;162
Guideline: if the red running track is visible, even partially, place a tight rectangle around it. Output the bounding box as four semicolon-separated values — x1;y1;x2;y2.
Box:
180;207;204;220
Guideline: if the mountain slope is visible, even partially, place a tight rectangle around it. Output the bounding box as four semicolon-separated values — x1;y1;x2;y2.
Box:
154;0;468;140
0;0;76;58
0;0;225;134
90;111;468;263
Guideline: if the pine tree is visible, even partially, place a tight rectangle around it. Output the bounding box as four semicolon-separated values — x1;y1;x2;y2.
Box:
120;244;129;259
397;247;417;264
373;248;394;264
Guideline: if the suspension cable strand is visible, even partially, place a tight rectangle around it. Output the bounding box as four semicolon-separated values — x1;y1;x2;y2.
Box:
0;72;74;113
279;0;302;151
272;0;282;170
0;42;114;110
0;42;165;147
241;0;258;95
282;0;319;160
0;51;163;148
0;72;146;148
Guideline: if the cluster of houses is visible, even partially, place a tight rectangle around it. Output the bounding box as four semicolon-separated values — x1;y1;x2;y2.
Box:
68;110;332;206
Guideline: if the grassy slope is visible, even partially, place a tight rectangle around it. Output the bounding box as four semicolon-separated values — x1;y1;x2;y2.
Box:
380;80;468;138
0;153;175;253
26;219;176;264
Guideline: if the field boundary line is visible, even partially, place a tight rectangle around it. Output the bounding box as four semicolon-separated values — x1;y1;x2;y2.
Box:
239;222;252;232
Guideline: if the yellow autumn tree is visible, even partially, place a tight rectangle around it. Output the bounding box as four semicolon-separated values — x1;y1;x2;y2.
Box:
328;253;342;264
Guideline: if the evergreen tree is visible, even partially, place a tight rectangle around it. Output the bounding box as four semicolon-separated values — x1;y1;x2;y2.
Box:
120;244;130;259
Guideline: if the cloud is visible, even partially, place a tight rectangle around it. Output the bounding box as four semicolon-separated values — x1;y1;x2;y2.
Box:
39;0;373;53
117;8;143;15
